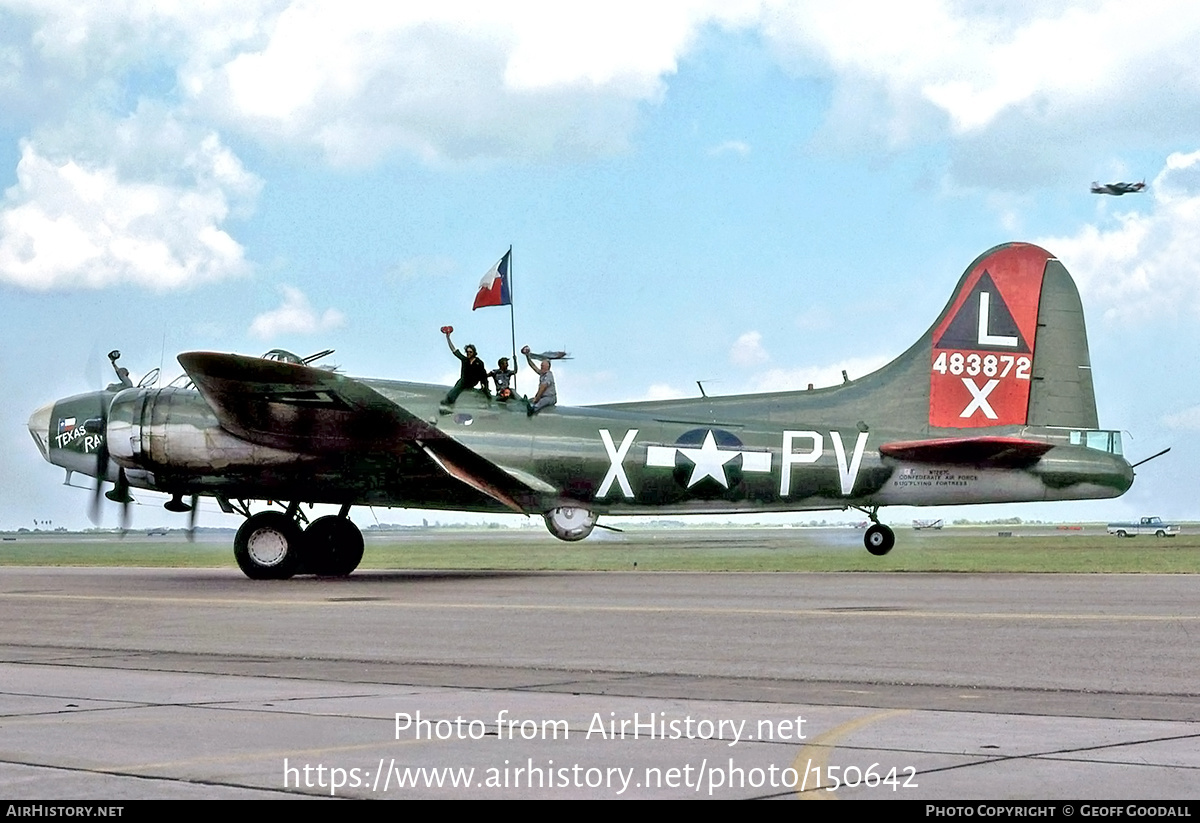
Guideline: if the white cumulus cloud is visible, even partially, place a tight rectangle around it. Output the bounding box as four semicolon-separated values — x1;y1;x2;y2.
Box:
250;285;346;340
6;2;1200;181
762;1;1200;187
1037;150;1200;322
1163;404;1200;430
181;2;762;165
766;1;1200;132
729;330;770;367
645;382;690;401
745;354;892;394
0;135;254;290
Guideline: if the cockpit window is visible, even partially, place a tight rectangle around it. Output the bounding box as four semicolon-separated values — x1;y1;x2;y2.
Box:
262;349;305;364
1069;430;1122;455
261;348;336;367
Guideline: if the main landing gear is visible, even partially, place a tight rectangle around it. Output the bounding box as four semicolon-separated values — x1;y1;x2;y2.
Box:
864;523;895;556
232;503;364;580
854;506;895;556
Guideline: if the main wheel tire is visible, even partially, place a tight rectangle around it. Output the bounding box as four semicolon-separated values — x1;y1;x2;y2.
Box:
1116;530;1128;538
304;516;365;577
1156;530;1166;538
234;512;304;580
864;523;895;556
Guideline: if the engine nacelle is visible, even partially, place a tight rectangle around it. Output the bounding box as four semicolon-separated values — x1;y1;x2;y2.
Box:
106;387;310;472
543;506;597;541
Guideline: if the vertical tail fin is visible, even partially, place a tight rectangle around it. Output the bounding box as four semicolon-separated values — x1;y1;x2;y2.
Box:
928;243;1097;430
1025;257;1098;428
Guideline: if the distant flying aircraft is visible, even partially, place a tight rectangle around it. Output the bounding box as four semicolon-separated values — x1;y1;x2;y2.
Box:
1091;180;1146;195
29;242;1134;579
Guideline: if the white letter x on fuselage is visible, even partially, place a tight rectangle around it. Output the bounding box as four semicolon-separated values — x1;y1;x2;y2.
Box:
598;429;638;498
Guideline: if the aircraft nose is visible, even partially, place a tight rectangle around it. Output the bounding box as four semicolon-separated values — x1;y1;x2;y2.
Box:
28;402;53;461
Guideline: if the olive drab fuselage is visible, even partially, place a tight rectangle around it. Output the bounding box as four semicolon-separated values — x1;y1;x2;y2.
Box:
28;242;1136;577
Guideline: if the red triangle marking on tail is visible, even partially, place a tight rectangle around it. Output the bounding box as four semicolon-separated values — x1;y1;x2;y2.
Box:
929;244;1050;429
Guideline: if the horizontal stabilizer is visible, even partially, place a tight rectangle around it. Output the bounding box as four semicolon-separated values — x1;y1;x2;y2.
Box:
880;436;1054;467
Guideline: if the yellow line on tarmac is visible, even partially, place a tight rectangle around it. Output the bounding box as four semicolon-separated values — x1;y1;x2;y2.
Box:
792;709;908;800
114;738;421;774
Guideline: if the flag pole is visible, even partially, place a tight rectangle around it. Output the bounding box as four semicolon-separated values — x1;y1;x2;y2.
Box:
507;245;517;394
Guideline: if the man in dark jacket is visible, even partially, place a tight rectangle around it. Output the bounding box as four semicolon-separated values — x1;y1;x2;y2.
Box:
441;326;489;405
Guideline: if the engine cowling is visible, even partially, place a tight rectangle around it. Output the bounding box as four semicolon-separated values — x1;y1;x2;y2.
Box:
106;387;308;472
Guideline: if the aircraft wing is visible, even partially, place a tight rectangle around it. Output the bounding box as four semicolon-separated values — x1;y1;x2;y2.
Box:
178;351;543;513
879;436;1054;467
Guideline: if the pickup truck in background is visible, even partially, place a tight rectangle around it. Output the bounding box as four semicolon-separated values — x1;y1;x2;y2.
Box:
1106;517;1181;537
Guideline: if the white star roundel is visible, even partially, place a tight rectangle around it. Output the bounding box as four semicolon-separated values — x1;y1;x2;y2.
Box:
644;428;772;494
676;430;737;487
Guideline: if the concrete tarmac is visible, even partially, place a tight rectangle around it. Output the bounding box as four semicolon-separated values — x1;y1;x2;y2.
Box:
1;566;1197;799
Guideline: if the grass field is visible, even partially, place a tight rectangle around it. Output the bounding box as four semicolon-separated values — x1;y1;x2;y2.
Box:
2;526;1198;573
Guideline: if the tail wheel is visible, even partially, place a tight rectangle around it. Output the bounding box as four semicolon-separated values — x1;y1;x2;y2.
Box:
304;515;365;577
234;512;304;580
864;524;895;556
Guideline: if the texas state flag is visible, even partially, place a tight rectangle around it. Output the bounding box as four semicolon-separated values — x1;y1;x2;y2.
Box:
473;250;512;310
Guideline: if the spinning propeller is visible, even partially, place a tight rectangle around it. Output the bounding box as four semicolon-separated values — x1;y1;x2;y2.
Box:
83;412;132;530
165;493;201;541
82;349;146;531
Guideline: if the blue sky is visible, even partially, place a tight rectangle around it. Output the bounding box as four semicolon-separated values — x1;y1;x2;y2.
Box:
3;1;1199;530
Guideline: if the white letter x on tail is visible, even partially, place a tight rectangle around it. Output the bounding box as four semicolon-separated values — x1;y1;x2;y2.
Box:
960;378;1000;419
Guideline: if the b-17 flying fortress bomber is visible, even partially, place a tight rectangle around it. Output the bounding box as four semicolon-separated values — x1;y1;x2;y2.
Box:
29;243;1134;579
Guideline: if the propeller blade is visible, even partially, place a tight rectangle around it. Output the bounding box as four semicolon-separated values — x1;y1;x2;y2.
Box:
89;435;108;526
115;469;131;533
187;495;199;542
89;475;104;525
